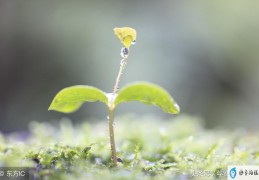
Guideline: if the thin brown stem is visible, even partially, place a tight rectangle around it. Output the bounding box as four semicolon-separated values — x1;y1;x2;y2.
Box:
113;57;128;94
108;108;117;165
109;47;130;165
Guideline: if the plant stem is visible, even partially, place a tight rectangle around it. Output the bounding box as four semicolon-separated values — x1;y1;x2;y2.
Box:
109;47;130;165
113;55;128;94
108;107;117;165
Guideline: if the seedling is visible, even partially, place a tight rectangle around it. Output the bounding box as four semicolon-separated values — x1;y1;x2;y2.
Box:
48;27;180;165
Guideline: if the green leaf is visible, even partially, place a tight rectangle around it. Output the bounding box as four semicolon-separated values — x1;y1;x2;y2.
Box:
114;82;180;114
48;86;108;113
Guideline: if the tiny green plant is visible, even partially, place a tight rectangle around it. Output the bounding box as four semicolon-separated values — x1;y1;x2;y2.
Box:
48;27;180;166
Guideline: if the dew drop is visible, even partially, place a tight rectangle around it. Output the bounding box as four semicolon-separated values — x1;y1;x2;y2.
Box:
175;103;180;112
120;47;129;58
131;40;136;45
107;116;109;120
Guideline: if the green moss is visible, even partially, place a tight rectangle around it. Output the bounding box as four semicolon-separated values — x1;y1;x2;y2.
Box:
0;114;258;179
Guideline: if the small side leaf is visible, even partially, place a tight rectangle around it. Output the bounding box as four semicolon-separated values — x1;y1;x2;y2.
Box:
49;86;108;113
114;82;180;114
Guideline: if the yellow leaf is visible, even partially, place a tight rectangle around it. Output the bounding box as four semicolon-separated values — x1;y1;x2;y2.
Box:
113;27;136;48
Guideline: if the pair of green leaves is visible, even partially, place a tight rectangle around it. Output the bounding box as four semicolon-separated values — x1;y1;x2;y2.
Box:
49;82;180;114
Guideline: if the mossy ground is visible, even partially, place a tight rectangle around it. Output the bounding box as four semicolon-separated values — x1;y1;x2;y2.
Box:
0;114;258;179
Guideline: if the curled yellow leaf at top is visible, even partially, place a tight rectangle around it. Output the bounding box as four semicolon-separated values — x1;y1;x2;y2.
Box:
114;27;136;48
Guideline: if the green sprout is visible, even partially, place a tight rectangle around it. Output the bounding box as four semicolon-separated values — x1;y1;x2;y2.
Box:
48;27;180;165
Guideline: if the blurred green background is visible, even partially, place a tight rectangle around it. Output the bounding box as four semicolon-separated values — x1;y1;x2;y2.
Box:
1;0;259;132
